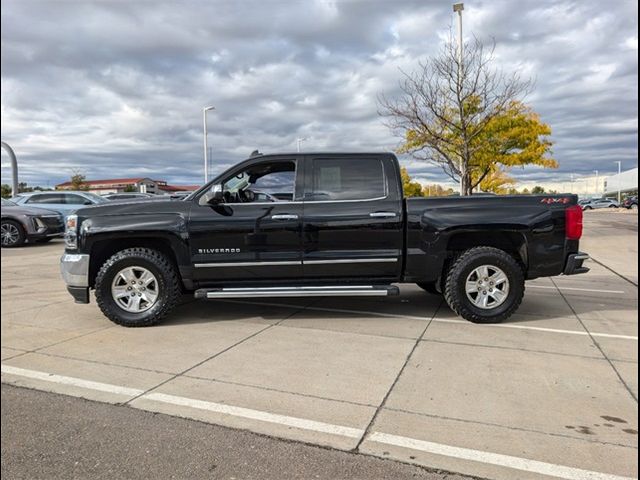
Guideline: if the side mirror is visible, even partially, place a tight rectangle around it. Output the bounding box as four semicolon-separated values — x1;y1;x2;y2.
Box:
202;184;224;205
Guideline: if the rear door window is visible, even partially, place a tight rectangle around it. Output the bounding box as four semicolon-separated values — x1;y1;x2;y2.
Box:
308;158;386;201
25;193;64;204
63;194;90;205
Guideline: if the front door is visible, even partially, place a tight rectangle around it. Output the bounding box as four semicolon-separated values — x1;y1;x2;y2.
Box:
189;157;303;284
301;154;403;281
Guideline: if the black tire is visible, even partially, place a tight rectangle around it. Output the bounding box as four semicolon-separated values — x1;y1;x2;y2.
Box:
584;206;593;210
1;219;26;248
443;247;524;324
95;248;181;327
416;282;441;295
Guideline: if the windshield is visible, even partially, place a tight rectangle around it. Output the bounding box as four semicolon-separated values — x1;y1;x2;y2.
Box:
1;198;17;206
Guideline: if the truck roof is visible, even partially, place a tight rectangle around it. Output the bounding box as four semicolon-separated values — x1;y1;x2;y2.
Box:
245;152;396;160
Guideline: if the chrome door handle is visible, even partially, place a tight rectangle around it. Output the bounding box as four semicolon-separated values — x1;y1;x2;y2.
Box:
369;212;397;218
271;214;299;220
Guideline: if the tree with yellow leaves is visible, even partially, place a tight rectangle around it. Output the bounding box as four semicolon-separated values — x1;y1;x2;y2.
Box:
379;36;557;195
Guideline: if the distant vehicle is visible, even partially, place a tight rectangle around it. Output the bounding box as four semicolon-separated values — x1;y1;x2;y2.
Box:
579;198;619;210
11;191;108;218
168;192;192;199
102;193;156;201
1;198;64;248
622;196;638;210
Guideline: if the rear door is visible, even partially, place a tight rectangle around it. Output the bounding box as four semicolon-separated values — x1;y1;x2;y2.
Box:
301;154;403;280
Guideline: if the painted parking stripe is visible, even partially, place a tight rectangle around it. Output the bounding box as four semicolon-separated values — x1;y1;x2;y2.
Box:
219;300;639;341
1;365;144;397
144;392;364;438
368;432;635;480
528;285;626;295
1;364;634;480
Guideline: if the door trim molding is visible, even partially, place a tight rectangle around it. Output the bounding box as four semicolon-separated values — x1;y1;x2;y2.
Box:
194;258;398;268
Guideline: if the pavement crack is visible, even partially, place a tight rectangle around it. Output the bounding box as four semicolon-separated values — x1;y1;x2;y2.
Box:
121;301;307;406
550;277;638;403
353;300;444;452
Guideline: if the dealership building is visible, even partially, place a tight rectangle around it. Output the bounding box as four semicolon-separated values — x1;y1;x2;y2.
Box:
55;177;200;195
604;167;638;197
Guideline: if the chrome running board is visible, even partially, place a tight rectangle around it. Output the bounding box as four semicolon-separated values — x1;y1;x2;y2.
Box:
194;285;399;299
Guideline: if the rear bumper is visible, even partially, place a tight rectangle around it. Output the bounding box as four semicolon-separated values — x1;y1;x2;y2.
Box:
60;253;90;304
563;252;590;275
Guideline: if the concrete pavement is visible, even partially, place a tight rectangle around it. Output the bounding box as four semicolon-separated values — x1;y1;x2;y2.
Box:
1;210;637;480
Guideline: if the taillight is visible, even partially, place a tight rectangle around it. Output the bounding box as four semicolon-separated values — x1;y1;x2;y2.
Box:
565;205;583;240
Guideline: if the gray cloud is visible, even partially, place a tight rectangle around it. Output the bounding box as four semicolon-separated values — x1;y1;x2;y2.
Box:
1;0;637;189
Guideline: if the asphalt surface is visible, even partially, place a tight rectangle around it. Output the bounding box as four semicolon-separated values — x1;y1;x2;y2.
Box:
1;384;468;480
1;208;637;479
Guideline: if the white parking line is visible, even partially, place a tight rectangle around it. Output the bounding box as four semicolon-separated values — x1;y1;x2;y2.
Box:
1;365;634;480
367;432;635;480
218;300;639;341
528;285;626;295
144;392;364;438
1;365;143;397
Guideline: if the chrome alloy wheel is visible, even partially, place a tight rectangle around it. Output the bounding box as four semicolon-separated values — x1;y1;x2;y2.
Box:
465;265;510;310
1;222;20;246
111;266;159;313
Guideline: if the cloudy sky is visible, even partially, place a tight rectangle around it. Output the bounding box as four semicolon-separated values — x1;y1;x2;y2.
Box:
1;0;638;189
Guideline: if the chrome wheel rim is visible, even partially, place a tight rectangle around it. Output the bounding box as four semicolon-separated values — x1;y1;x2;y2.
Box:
465;265;510;310
111;266;159;313
1;223;19;246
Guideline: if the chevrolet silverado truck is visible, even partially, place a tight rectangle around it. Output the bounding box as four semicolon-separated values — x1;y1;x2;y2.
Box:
60;152;589;327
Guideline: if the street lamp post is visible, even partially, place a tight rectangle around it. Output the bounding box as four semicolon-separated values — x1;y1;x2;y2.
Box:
296;137;307;153
203;106;215;183
593;170;599;196
453;2;464;195
615;161;622;203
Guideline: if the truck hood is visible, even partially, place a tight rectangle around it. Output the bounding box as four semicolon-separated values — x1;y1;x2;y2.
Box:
73;198;190;217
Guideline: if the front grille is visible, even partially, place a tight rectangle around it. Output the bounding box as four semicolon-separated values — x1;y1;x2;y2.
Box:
38;216;64;230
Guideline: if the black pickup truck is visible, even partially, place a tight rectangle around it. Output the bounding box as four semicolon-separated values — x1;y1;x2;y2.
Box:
60;152;589;327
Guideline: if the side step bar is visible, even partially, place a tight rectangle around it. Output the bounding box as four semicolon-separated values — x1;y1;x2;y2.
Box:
194;285;399;299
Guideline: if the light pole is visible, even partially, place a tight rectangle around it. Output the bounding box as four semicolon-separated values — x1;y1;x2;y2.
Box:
593;170;599;196
203;106;215;183
296;137;307;153
453;2;464;195
614;161;622;203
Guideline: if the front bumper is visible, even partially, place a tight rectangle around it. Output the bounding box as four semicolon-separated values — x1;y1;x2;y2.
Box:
60;253;90;304
563;252;590;275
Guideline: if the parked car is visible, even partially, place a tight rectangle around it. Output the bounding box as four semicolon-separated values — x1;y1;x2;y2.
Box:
102;192;156;201
1;198;64;247
60;152;589;327
622;196;638;210
11;191;108;218
579;198;619;210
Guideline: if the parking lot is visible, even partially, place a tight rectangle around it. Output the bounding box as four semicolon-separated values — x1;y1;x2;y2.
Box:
1;210;637;480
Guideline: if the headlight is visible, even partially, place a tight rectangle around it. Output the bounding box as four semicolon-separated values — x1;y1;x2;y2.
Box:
33;217;47;230
65;214;78;249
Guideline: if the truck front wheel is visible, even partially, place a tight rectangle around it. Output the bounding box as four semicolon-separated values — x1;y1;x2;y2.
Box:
95;248;181;327
443;247;524;324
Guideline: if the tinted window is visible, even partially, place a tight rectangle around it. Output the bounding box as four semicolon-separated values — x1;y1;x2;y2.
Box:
25;193;64;204
64;194;90;205
309;158;385;201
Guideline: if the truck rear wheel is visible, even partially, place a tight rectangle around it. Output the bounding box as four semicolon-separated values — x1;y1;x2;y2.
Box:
95;248;180;327
443;247;524;324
